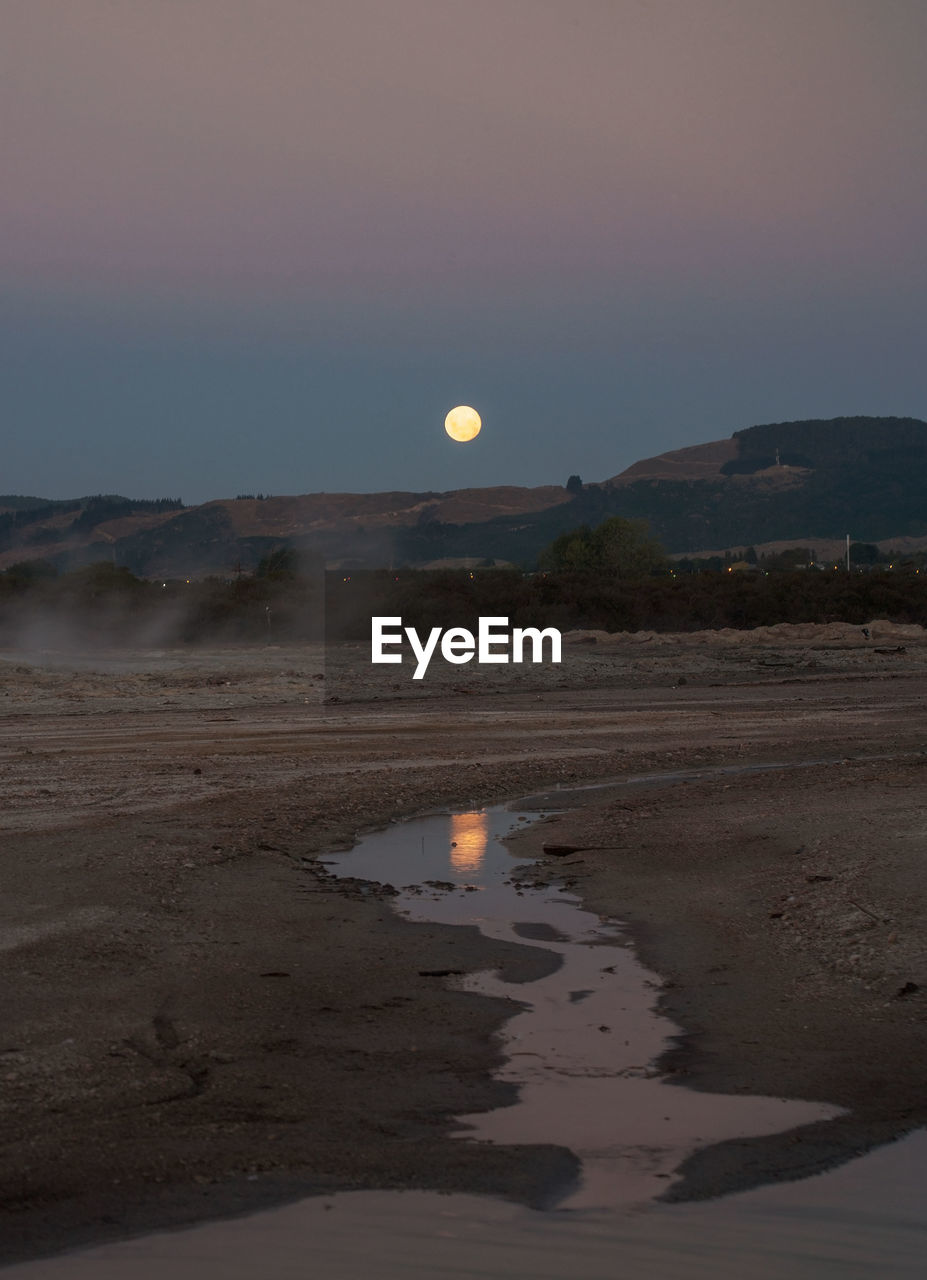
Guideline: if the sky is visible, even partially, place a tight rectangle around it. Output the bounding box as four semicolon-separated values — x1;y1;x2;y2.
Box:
2;0;926;503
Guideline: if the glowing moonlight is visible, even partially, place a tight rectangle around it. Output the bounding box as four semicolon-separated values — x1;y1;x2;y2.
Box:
444;405;482;443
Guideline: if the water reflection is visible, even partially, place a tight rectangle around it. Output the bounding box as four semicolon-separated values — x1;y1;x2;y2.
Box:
449;811;489;875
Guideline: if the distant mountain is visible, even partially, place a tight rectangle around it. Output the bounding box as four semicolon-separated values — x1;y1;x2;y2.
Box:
0;486;569;576
386;416;927;563
602;415;927;550
2;417;925;574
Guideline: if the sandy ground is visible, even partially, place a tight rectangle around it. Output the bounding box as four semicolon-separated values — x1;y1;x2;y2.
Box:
0;623;926;1262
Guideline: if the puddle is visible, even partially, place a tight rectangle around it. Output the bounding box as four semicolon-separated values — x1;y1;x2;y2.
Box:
8;1144;927;1280
6;802;927;1277
321;804;840;1210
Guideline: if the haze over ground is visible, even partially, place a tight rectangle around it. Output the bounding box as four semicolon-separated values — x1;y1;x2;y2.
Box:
3;1;926;502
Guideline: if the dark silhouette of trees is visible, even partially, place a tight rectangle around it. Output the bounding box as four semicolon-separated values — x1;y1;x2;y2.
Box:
539;516;667;577
256;546;301;580
849;542;885;565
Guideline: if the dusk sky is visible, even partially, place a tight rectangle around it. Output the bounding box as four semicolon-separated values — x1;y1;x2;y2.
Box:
3;0;926;503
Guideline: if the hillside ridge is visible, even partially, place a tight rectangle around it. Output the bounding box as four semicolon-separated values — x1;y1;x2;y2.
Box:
3;416;925;573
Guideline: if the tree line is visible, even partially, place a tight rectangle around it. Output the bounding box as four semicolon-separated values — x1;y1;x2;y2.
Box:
2;516;926;645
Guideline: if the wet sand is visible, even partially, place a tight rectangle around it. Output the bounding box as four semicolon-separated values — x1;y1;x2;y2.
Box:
1;628;926;1261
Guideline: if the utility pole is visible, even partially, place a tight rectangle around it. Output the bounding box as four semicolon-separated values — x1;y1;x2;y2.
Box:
846;534;850;572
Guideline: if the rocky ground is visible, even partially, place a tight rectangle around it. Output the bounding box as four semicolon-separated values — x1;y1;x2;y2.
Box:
0;623;925;1262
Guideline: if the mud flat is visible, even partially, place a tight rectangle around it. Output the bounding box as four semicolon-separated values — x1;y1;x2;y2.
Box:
0;627;925;1262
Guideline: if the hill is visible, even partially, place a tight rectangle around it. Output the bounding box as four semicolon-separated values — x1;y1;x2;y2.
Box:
0;486;569;577
386;416;927;564
2;417;925;574
604;415;927;549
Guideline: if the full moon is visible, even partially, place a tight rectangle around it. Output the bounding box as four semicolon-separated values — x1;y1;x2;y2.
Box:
444;405;482;443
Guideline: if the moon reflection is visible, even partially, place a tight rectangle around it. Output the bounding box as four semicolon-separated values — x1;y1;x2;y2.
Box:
449;811;489;875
